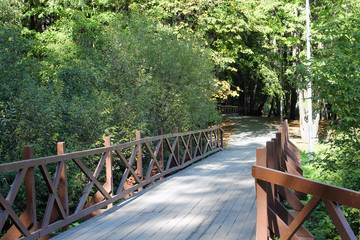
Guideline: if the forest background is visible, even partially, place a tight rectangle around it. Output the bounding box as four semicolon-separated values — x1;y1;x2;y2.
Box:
1;0;360;238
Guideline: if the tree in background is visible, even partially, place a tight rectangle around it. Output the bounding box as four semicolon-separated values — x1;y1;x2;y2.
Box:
0;9;219;162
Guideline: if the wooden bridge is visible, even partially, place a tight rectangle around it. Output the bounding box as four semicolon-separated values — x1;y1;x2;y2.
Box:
1;116;360;239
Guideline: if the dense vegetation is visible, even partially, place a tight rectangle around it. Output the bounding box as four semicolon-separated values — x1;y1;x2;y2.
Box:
0;4;220;162
1;0;360;238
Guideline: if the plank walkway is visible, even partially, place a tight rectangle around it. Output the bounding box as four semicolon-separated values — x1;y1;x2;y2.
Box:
53;116;277;240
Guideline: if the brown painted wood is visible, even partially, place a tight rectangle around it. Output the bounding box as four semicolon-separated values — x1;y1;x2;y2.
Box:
323;200;357;240
24;146;37;232
173;127;179;167
0;126;223;239
135;131;143;183
104;137;113;209
0;194;31;237
73;156;111;213
252;166;360;209
158;128;164;172
144;141;163;180
274;198;313;237
0;168;27;231
277;187;304;212
57;142;69;231
255;148;268;240
39;163;66;228
279;196;321;240
165;137;180;169
115;147;142;194
0;127;222;173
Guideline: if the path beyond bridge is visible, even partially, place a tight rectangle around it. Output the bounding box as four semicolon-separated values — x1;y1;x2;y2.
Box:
53;115;278;240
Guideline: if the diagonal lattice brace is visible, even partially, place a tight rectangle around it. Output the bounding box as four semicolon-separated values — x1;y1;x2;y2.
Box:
279;196;321;240
180;135;192;165
0;168;27;231
192;133;202;158
165;137;180;169
39;163;67;227
115;145;142;195
0;194;31;237
144;141;163;180
73;154;111;214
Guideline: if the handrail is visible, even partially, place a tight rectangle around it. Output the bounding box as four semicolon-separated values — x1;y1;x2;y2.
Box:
252;120;360;240
0;126;223;239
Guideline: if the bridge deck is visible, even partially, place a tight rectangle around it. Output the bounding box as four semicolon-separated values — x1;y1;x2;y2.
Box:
53;116;277;240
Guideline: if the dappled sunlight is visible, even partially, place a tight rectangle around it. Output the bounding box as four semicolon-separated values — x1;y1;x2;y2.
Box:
53;115;274;240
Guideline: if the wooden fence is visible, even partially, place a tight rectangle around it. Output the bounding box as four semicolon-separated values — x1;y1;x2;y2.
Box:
252;120;360;239
217;105;239;114
0;126;223;239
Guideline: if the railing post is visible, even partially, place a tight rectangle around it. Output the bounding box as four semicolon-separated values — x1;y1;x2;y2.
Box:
158;128;164;180
3;146;37;239
135;131;143;191
255;148;268;239
57;142;69;231
266;140;280;237
220;126;224;148
188;128;192;161
105;137;113;208
171;127;179;167
24;146;37;232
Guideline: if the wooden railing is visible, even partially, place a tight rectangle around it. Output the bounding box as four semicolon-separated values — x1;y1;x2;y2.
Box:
217;105;239;114
0;126;223;239
252;120;360;240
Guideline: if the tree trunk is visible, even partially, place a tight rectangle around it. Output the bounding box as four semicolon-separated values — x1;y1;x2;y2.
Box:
242;76;247;115
290;87;297;120
267;98;274;118
298;89;320;142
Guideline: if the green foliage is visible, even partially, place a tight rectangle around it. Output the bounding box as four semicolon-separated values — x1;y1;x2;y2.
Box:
0;11;219;162
302;143;360;238
101;14;219;135
1;9;220;233
300;3;360;237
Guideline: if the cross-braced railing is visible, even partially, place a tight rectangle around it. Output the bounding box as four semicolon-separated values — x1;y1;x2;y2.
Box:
252;120;360;240
0;126;223;239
